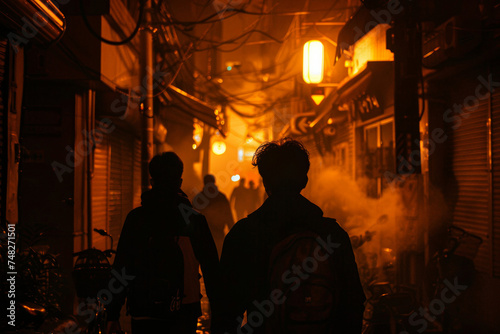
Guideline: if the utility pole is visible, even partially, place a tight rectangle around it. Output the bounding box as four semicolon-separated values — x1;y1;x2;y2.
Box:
141;0;154;192
392;0;421;176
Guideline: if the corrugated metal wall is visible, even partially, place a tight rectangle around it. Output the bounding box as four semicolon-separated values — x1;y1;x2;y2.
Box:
491;89;500;277
108;128;134;250
0;39;7;224
91;125;141;251
133;139;142;209
92;134;110;250
450;72;492;275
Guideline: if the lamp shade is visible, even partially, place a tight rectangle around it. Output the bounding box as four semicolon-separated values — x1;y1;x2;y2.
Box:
303;40;324;84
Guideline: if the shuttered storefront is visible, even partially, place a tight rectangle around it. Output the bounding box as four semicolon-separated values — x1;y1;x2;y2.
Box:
491;88;500;277
0;39;7;223
108;128;134;249
92;125;141;250
450;71;491;274
92;135;110;250
133;139;142;209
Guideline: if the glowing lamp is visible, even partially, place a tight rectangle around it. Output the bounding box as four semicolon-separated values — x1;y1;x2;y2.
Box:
231;174;241;182
212;141;226;155
303;40;324;84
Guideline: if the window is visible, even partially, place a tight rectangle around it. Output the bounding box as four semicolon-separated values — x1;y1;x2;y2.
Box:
362;119;394;198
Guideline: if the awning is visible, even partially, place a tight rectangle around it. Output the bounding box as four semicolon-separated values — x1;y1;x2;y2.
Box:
337;61;393;104
336;70;373;105
161;86;221;132
310;61;393;132
335;6;375;63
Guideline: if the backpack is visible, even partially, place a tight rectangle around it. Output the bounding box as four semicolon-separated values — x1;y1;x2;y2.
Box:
127;208;185;319
264;225;340;333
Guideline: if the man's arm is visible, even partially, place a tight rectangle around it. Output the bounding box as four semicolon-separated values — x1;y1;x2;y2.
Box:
336;229;366;333
189;213;221;304
106;209;141;322
212;223;252;334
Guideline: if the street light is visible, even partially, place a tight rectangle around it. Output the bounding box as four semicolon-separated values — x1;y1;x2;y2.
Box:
212;140;226;155
303;40;324;84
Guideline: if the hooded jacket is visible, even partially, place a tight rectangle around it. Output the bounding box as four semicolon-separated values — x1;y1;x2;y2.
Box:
107;187;220;321
214;192;365;333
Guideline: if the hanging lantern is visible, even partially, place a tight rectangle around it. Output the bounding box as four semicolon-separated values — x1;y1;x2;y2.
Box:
303;40;324;84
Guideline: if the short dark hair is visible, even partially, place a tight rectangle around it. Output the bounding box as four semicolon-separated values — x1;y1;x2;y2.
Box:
252;138;310;193
204;174;215;185
148;152;183;187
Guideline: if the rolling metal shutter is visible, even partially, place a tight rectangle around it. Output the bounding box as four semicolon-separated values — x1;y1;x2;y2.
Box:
91;133;110;250
491;88;500;277
92;127;138;250
108;128;134;250
0;39;7;223
450;76;490;274
133;139;142;209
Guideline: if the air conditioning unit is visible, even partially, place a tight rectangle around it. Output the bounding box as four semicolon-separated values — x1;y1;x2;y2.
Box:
422;16;481;68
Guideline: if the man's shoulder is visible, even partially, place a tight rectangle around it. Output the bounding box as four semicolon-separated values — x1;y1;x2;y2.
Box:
320;216;349;235
218;192;229;201
228;216;252;232
126;206;144;220
224;216;257;241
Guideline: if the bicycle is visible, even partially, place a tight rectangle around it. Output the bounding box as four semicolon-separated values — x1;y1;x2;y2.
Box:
0;222;82;333
421;225;483;333
362;225;483;334
72;229;122;334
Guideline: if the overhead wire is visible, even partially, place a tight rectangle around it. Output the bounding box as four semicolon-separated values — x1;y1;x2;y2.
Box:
227;97;291;119
149;0;229;99
80;0;145;45
151;0;329;119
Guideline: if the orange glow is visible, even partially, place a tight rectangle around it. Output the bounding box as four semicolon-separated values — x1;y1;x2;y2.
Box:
351;24;393;75
193;122;203;146
311;94;325;105
303;40;324;84
33;0;64;28
212;141;226;155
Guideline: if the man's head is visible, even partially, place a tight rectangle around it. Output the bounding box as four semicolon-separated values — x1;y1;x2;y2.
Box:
252;138;310;195
149;152;183;189
204;174;216;186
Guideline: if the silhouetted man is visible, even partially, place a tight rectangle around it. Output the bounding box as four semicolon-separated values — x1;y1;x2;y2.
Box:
230;178;249;220
106;152;220;334
247;180;260;213
214;138;365;334
194;174;234;258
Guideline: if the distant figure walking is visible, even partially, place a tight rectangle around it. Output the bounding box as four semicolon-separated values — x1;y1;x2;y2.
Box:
213;138;365;334
194;174;234;258
106;152;220;334
230;178;249;220
247;180;260;213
